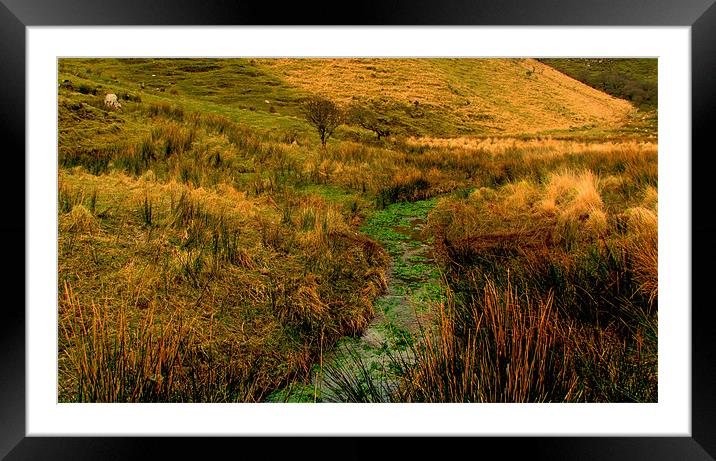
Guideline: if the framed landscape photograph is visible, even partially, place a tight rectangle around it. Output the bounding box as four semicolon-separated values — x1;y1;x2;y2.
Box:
5;0;716;459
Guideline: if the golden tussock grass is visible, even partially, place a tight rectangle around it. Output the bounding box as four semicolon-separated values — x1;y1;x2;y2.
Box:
642;185;658;211
277;274;330;330
600;174;624;191
541;170;606;241
502;180;541;213
624;206;658;306
61;205;99;233
435;169;609;253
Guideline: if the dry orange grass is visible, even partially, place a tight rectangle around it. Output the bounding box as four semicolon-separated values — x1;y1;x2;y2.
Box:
259;58;633;135
401;277;580;402
60;170;259;225
624;206;658;305
406;137;657;158
61;205;99;233
502;180;541;213
539;170;607;239
461;169;606;239
58;165;390;401
434;168;630;261
642;185;658;212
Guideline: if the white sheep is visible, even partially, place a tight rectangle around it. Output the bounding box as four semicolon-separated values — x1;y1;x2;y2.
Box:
103;93;122;110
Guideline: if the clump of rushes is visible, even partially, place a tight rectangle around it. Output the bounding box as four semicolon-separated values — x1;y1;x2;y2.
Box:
398;276;580;402
59;284;187;402
59;283;270;402
141;195;153;227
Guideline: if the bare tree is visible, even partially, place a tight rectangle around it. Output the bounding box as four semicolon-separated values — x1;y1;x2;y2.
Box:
300;96;343;148
347;103;391;140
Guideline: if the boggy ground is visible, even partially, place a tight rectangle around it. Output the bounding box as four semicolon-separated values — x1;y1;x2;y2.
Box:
268;199;441;402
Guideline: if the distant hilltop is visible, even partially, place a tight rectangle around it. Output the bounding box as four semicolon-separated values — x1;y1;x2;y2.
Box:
58;58;635;138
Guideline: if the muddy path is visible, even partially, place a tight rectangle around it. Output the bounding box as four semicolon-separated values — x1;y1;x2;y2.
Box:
267;198;442;402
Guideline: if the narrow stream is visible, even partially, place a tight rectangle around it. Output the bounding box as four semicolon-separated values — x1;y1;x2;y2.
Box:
267;198;441;402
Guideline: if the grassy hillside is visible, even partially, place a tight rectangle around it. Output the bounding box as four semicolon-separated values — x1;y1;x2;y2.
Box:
258;58;633;136
538;58;657;140
57;58;657;403
59;58;636;140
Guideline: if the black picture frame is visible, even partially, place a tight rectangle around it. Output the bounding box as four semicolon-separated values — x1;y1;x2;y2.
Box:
3;0;715;459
